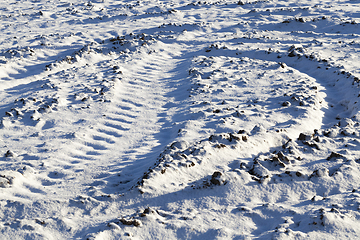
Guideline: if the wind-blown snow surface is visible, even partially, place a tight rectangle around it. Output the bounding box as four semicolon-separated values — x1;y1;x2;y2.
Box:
1;0;360;239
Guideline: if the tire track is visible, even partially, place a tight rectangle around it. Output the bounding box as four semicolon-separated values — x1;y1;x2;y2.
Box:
48;42;190;195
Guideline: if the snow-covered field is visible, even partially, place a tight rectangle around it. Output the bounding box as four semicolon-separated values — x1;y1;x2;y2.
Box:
1;0;360;239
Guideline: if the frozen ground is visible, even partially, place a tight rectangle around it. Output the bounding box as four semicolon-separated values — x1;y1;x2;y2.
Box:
1;0;360;239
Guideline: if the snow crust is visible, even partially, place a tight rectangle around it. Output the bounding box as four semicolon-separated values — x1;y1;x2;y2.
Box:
1;0;360;239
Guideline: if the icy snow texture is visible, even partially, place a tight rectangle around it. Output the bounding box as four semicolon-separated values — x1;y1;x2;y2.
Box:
1;0;360;239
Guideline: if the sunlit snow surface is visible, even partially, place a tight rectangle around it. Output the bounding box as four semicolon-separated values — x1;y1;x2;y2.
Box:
1;0;360;239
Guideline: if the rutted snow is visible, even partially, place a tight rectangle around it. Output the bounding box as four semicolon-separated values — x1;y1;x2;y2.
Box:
1;0;360;239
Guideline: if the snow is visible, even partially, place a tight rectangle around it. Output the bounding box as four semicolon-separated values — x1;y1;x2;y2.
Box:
1;0;360;239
